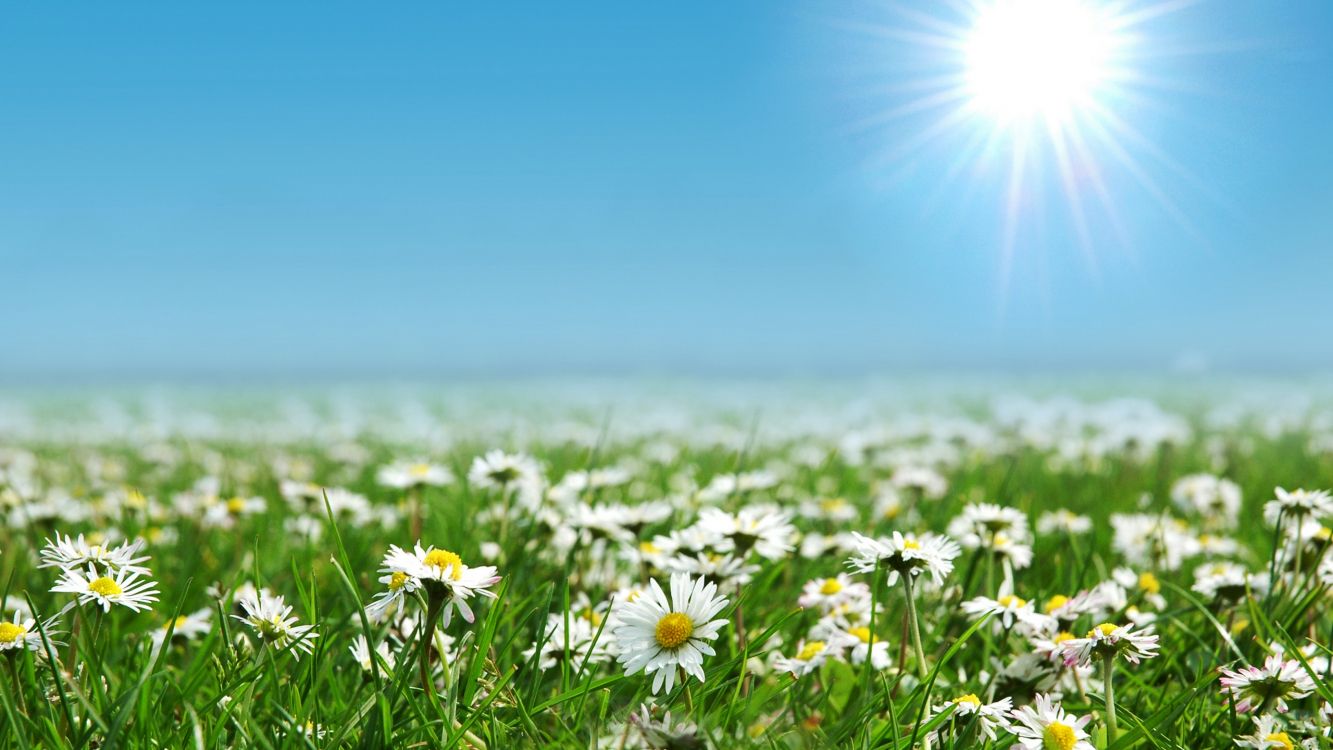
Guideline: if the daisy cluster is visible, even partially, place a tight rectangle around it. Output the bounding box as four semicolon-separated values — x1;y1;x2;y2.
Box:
2;386;1333;748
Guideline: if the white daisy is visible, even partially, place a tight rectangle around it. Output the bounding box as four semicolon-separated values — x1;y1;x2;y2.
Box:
376;460;454;490
0;611;46;653
1234;714;1302;750
1036;509;1093;536
1060;622;1160;667
151;608;212;647
349;635;397;674
1008;693;1095;750
232;588;318;658
797;573;867;613
38;532;151;576
524;608;616;671
612;572;729;694
52;565;159;613
377;543;502;626
845;530;961;586
1264;487;1333;525
962;592;1056;634
468;450;541;491
695;507;795;560
774;639;843;677
932;694;1013;742
1220;655;1317;714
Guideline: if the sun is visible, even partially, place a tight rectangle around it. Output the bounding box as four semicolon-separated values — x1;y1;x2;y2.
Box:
964;0;1120;123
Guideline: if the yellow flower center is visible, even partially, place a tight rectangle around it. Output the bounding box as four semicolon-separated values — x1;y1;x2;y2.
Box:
902;538;921;551
1044;595;1070;613
422;549;463;580
162;615;189;631
226;497;247;514
796;641;826;661
410;463;433;478
388;571;410;590
954;693;981;706
1138;572;1160;594
1054;631;1075;644
997;594;1027;608
821;498;846;512
1264;732;1294;750
89;576;123;597
819;578;843;595
0;622;27;643
654;612;694;649
1042;721;1077;750
639;541;659;554
1088;622;1119;638
579;608;604;627
848;626;872;644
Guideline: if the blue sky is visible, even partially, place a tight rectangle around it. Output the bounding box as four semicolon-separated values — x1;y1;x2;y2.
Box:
3;1;1332;379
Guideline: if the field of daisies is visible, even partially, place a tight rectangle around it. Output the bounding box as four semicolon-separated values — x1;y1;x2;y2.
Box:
2;383;1333;749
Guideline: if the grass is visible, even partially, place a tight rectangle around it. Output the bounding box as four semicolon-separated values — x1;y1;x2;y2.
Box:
0;388;1331;748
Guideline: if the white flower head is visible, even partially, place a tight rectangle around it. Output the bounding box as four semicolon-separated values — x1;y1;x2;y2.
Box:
377;460;454;490
1220;655;1317;714
613;572;729;694
1060;622;1159;667
845;531;960;586
52;565;159;613
1008;693;1095;750
39;533;150;576
232;588;318;658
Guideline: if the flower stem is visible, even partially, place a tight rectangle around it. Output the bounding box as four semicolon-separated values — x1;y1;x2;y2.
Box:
1102;652;1118;744
902;573;928;680
419;594;445;704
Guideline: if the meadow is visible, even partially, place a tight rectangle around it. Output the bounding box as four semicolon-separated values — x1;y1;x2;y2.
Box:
1;383;1332;749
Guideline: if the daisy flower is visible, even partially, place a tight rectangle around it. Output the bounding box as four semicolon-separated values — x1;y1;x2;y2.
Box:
797;573;866;613
232;588;318;658
1008;693;1095;750
1192;562;1267;604
468;450;541;491
612;572;729;694
376;460;454;489
627;703;700;750
841;626;891;670
377;543;501;626
52;565;159;613
1234;714;1303;750
949;503;1032;549
1171;473;1242;523
524;608;617;670
151;608;212;647
774;639;843;677
1264;487;1333;526
365;567;423;621
1036;509;1093;536
1060;622;1160;667
845;531;960;585
0;611;46;653
962;592;1056;634
695;506;795;560
38;532;151;576
1220;654;1317;713
349;635;397;674
932;694;1013;742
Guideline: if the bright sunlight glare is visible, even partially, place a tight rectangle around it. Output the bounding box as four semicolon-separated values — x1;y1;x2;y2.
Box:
965;0;1119;122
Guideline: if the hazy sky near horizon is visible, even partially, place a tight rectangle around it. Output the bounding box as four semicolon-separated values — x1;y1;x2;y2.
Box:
4;2;1333;379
